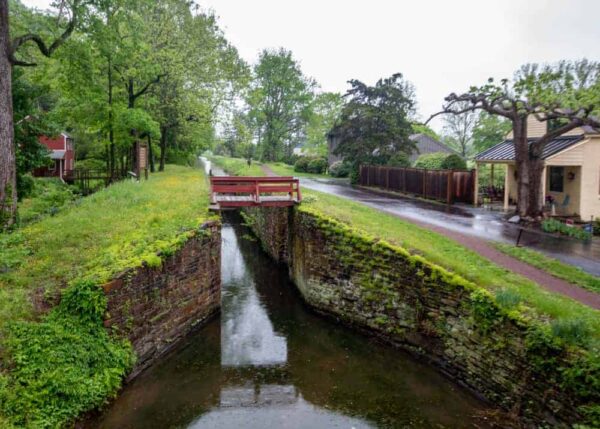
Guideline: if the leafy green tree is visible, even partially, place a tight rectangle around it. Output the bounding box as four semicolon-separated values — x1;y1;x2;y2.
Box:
305;92;343;157
472;112;512;153
411;123;440;141
331;73;416;182
248;48;315;162
430;59;600;218
1;0;89;228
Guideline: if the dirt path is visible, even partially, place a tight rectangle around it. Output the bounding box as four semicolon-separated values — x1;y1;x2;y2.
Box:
262;164;600;309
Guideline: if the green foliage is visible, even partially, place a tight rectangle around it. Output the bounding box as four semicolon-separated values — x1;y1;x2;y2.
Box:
441;154;467;169
542;218;592;241
411;123;440;141
472;112;511;154
328;161;351;178
414;152;467;170
294;156;327;174
550;318;591;346
76;158;107;171
307;157;328;174
300;188;600;347
495;243;600;293
248;48;315;162
305;92;344;157
331;73;416;182
210;156;265;177
494;288;522;309
1;281;134;428
17;178;77;225
387;153;411;168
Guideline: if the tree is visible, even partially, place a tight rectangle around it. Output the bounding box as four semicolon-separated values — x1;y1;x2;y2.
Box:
331;73;416;182
1;0;87;228
304;92;343;157
472;112;512;153
411;123;440;141
429;60;600;219
248;48;315;162
441;100;477;157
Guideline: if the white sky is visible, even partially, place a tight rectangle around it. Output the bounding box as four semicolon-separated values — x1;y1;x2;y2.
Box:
20;0;600;131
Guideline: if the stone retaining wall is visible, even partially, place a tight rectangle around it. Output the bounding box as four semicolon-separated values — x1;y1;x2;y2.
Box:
103;221;221;376
244;207;593;427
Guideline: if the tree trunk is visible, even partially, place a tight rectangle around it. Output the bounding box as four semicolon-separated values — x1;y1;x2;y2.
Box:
512;116;544;219
159;126;167;172
147;134;155;173
108;57;115;176
0;0;17;229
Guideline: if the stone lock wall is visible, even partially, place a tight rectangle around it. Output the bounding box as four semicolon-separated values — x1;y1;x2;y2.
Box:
243;207;593;427
102;221;221;376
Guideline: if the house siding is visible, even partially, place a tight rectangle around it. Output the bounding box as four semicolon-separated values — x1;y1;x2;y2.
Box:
579;136;600;219
545;141;585;166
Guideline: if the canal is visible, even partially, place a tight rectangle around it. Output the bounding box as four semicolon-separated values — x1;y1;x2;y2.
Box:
89;217;498;428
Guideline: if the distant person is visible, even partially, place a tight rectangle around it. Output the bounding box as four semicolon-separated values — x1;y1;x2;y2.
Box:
209;169;213;177
247;158;252;166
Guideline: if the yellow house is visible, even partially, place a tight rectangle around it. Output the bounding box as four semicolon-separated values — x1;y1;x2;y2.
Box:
474;116;600;220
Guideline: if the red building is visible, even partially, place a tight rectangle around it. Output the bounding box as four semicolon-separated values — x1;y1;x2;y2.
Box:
34;133;75;180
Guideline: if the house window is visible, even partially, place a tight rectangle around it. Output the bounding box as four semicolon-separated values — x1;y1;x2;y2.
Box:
549;166;564;193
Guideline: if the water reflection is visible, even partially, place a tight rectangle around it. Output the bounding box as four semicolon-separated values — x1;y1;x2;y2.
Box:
221;227;287;367
88;218;499;429
189;385;373;429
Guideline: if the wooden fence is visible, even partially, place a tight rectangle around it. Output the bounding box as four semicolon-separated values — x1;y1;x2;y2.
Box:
359;165;476;204
65;169;128;195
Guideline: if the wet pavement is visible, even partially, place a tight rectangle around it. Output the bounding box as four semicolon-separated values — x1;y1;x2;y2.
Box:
88;219;499;429
299;177;600;276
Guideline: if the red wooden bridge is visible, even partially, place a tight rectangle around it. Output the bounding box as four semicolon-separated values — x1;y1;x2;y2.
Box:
210;176;302;210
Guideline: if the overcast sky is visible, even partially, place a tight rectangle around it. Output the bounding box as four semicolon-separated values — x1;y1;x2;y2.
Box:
20;0;600;131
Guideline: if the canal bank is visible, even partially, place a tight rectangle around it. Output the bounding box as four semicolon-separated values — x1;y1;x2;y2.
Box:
89;216;499;428
242;205;599;427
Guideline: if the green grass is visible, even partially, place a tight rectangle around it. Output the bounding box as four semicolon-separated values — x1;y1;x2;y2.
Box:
0;165;213;428
300;189;600;344
495;243;600;294
209;155;265;176
0;165;212;335
17;178;78;225
267;162;331;179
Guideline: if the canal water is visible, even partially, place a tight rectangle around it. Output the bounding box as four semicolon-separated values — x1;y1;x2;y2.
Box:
89;218;498;428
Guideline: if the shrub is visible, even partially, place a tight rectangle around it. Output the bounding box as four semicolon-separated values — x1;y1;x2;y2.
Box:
307;157;327;174
387;153;411;168
542;218;592;241
17;179;77;225
414;152;466;170
441;154;467;170
294;156;327;174
16;174;35;200
414;152;448;169
76;158;106;171
329;161;351;178
294;156;311;172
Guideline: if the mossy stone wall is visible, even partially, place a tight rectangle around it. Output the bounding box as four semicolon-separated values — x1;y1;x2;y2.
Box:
244;207;594;427
103;221;221;376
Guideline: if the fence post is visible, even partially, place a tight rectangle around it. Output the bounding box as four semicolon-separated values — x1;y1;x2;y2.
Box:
386;167;390;189
447;170;454;204
403;168;407;193
423;169;427;198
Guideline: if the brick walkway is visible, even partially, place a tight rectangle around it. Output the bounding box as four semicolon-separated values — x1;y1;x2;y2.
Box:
261;164;600;310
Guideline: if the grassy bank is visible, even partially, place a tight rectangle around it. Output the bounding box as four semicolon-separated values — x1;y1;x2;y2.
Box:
266;162;330;179
300;189;600;347
209;155;265;176
0;165;212;428
495;243;600;294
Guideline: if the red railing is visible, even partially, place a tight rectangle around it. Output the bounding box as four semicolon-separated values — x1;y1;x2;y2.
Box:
210;176;302;208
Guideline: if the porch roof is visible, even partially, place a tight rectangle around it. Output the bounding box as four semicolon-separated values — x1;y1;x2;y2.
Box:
49;150;66;160
474;134;585;163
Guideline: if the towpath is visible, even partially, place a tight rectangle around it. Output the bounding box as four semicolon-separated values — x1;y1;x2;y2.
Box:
261;164;600;310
